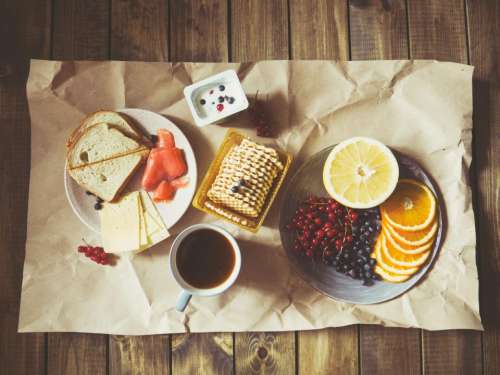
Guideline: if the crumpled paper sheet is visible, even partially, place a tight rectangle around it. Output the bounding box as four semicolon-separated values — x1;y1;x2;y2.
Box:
19;59;482;334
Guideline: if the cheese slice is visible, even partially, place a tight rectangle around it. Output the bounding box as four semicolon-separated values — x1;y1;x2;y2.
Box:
138;198;149;247
135;191;170;253
99;191;141;253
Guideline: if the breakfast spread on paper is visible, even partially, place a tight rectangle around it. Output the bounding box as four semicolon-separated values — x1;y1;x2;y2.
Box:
64;69;443;305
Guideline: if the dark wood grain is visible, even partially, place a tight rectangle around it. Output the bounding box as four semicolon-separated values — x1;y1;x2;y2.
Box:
467;0;500;373
289;0;348;60
47;333;107;375
349;0;408;59
289;2;357;374
230;2;297;373
52;0;110;59
0;0;50;373
171;333;233;375
407;0;468;62
234;332;295;375
423;330;482;375
49;1;110;373
407;1;484;373
111;0;168;61
231;0;289;60
169;0;228;62
299;327;358;375
169;2;233;374
360;326;421;375
348;2;422;374
107;2;171;374
109;335;170;375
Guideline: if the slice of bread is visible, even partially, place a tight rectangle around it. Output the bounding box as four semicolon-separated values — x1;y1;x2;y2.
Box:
68;150;148;202
67;122;147;169
66;110;152;149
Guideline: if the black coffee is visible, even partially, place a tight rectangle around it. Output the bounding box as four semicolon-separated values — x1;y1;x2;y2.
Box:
176;229;235;289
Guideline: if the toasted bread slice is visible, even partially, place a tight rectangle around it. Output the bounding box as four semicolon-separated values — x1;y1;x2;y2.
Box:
68;150;149;202
66;110;152;149
67;122;148;169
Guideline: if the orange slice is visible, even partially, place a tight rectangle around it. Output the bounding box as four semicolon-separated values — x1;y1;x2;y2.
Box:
385;218;438;247
381;179;436;231
380;233;431;267
372;238;419;276
374;265;411;283
382;226;434;255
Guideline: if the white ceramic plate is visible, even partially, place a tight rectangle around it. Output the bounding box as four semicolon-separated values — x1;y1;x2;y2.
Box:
64;108;197;233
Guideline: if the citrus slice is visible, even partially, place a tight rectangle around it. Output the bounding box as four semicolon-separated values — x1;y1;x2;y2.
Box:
381;179;436;231
380;233;431;267
382;226;434;255
385;218;438;247
322;137;399;209
372;238;419;276
374;265;411;283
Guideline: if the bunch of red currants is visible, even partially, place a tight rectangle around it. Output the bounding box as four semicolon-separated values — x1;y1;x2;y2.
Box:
286;195;381;286
78;244;113;265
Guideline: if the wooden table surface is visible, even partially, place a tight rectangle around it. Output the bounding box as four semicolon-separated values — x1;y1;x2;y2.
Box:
1;0;498;374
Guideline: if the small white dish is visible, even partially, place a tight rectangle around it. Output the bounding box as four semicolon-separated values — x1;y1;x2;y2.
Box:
183;70;249;127
169;224;241;312
64;108;197;233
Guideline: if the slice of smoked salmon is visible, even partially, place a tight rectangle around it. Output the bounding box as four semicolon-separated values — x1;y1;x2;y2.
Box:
153;180;176;202
142;148;166;191
157;129;176;148
171;176;190;188
161;147;187;180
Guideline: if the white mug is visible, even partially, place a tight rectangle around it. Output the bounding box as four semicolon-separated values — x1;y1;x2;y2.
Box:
169;223;242;312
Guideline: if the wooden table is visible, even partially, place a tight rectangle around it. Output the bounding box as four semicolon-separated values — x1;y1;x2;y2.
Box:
1;1;498;374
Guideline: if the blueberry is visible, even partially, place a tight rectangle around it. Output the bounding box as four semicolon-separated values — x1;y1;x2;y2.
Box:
219;85;225;91
200;99;206;105
94;202;102;210
227;96;235;104
231;186;239;193
96;197;104;204
218;96;224;103
363;278;374;286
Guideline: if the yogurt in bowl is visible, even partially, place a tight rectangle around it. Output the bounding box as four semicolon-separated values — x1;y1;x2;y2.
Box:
184;70;249;127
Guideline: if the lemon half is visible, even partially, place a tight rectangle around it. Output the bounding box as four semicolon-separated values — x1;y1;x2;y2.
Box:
322;137;399;208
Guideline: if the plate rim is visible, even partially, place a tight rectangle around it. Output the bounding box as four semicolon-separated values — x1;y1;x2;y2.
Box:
279;146;445;305
64;107;197;232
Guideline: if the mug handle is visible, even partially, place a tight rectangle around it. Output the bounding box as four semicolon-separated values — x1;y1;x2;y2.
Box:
176;291;192;312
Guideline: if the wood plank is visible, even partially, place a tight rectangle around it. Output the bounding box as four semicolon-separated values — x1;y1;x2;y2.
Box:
171;333;233;375
48;333;107;375
0;0;51;374
107;2;171;374
349;2;422;374
349;0;408;59
109;335;170;375
169;0;228;62
169;2;233;374
49;1;110;373
52;0;110;59
466;0;500;374
422;330;482;374
230;2;296;374
234;332;295;375
231;0;289;60
289;0;348;60
407;0;467;62
407;0;484;373
299;327;358;375
289;2;357;375
360;326;420;375
111;0;168;61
